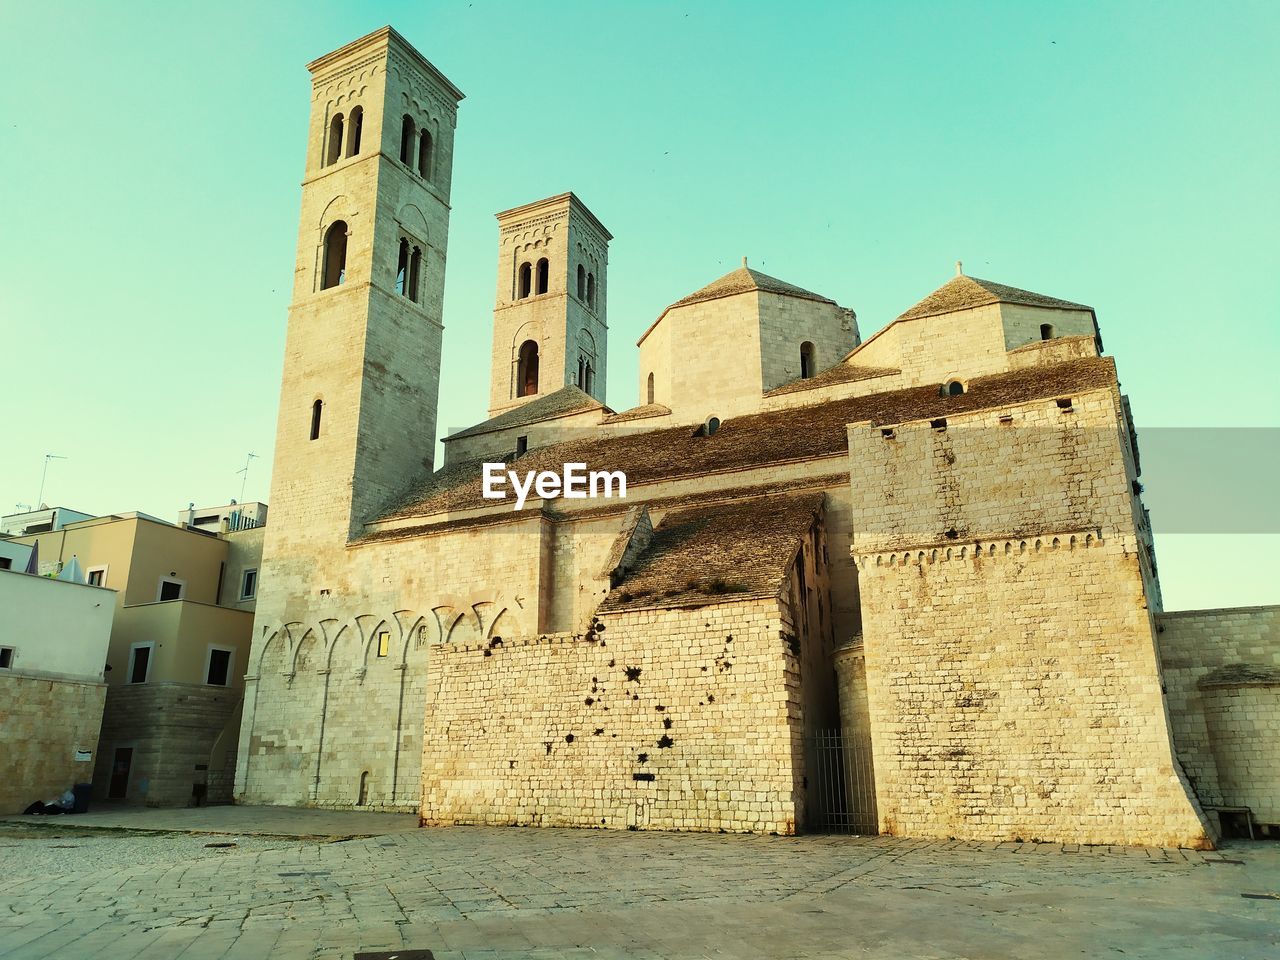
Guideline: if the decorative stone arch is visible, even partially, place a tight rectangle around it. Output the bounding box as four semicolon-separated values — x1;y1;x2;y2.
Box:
291;627;323;676
396;203;430;245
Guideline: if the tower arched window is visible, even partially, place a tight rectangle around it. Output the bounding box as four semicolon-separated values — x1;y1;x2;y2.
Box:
321;221;347;289
535;258;549;295
647;372;655;405
517;340;540;397
400;115;416;166
418;129;433;180
800;341;815;379
395;239;409;295
408;246;422;303
587;272;596;309
518;262;532;299
326;113;344;166
577;264;586;300
346;106;363;157
310;399;323;440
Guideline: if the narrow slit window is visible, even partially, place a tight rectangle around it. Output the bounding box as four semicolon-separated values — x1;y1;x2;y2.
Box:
587;272;596;309
646;372;655;404
408;247;422;302
310;399;323;440
517;340;540;397
418;129;433;179
395;239;408;295
535;258;549;295
321;221;347;289
400;115;415;166
326;113;344;166
800;341;815;379
346;106;363;157
518;262;532;299
577;264;586;300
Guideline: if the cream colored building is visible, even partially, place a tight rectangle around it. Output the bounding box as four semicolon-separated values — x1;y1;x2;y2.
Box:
14;510;262;805
236;26;1276;846
0;568;114;814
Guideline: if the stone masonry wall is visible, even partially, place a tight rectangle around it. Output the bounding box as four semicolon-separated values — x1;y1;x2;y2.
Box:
93;681;242;806
420;598;803;833
0;674;105;814
847;385;1209;847
1156;605;1280;820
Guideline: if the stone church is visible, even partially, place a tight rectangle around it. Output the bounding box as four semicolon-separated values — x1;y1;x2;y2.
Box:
235;27;1279;848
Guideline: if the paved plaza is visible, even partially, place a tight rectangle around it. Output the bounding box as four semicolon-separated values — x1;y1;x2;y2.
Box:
0;807;1277;960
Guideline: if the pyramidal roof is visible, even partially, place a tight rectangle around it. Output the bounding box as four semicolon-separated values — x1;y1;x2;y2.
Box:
637;263;836;345
669;265;834;311
896;275;1092;321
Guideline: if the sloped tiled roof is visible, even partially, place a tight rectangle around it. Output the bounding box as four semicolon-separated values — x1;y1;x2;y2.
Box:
602;403;672;424
597;492;823;612
669;266;834;311
765;362;900;398
379;356;1117;521
896;275;1093;321
445;385;607;442
638;265;837;345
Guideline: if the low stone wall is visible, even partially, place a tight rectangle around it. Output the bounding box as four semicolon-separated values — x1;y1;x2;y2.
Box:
420;599;804;833
1157;605;1280;825
0;673;105;814
93;681;242;807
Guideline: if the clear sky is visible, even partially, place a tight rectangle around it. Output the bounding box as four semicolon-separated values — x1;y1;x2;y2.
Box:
1;1;1276;610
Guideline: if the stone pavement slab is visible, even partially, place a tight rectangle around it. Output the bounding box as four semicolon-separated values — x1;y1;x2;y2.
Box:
1;803;418;838
0;819;1276;959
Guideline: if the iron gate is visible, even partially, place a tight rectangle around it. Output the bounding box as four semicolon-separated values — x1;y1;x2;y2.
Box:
805;728;878;834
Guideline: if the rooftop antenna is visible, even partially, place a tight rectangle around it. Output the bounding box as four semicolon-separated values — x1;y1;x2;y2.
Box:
236;453;259;503
955;260;964;276
37;454;67;509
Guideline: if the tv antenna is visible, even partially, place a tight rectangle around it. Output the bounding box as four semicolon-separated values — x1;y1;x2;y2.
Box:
37;454;67;508
237;453;259;503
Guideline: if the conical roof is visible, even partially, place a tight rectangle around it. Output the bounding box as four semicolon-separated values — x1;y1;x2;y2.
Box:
896;275;1092;321
668;265;834;311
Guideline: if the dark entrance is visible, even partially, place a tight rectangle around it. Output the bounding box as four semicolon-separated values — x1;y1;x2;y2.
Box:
108;747;133;799
804;728;878;833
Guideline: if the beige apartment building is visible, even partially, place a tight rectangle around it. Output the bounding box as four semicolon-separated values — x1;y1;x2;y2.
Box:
14;511;264;805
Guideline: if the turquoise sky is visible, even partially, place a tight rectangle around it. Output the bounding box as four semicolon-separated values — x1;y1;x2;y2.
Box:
1;1;1276;610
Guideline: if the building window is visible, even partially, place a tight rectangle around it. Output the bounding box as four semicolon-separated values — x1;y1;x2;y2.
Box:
535;258;549;295
800;341;815;379
586;272;596;309
516;435;528;457
0;558;10;570
943;379;966;397
517;339;540;397
326;113;344;166
418;129;433;180
408;246;422;302
1040;322;1055;340
518;262;532;299
400;115;415;166
376;631;390;658
310;399;323;440
0;646;13;669
157;577;184;602
395;239;409;295
240;568;258;600
86;565;107;587
128;644;153;684
577;264;586;300
346;106;363;157
321;221;347;289
647;372;655;404
205;646;233;687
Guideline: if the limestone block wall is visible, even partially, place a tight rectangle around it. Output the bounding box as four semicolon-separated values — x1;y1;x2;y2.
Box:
855;536;1209;847
0;674;105;814
757;293;858;392
1156;605;1280;817
92;681;242;806
846;305;1009;386
1201;686;1280;825
420;599;805;833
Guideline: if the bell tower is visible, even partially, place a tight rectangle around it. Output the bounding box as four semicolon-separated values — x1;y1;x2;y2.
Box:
260;27;463;616
488;193;611;417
